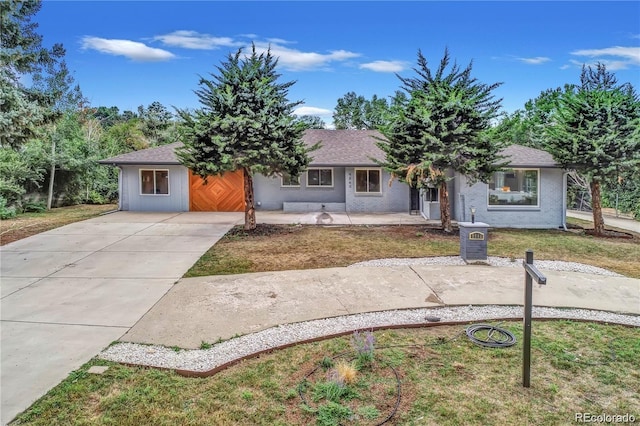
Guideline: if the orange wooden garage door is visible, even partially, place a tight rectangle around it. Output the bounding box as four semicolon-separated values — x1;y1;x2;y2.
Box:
189;169;245;212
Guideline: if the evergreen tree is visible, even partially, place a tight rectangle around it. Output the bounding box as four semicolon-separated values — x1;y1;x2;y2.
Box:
177;45;314;230
378;48;505;232
295;114;326;129
489;87;565;149
138;101;175;145
333;92;367;129
333;92;393;130
1;0;65;147
544;64;640;234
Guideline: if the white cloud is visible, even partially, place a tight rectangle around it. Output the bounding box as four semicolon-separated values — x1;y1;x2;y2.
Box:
569;58;635;71
571;46;640;69
81;36;175;61
559;64;571;70
516;56;551;65
293;106;333;116
154;30;239;50
266;37;294;45
253;42;360;71
359;60;408;72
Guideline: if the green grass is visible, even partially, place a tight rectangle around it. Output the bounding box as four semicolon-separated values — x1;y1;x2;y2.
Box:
185;222;640;278
12;321;640;425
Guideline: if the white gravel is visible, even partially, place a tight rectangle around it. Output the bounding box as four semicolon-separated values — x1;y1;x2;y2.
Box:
350;256;624;277
98;257;634;373
99;309;638;373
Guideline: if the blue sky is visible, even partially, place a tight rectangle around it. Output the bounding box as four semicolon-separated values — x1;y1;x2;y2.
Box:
37;1;640;124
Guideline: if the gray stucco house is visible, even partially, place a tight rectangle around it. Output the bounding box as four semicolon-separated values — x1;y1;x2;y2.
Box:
99;129;566;228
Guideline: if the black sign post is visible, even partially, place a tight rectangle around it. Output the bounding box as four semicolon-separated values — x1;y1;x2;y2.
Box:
522;249;547;388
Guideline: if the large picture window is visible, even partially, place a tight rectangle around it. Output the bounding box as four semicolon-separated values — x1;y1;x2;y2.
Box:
355;169;381;193
307;168;333;187
140;169;169;195
488;169;538;207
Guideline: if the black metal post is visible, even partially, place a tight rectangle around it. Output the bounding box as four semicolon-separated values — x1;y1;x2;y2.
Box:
523;250;533;388
522;249;547;388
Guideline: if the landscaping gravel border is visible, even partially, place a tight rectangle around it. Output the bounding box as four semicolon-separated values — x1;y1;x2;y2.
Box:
100;305;639;373
98;257;634;373
349;256;623;277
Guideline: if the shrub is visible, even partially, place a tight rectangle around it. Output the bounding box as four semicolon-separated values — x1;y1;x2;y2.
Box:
0;197;17;219
351;330;375;367
22;198;46;213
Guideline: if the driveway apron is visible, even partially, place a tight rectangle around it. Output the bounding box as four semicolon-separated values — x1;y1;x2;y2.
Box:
0;211;241;425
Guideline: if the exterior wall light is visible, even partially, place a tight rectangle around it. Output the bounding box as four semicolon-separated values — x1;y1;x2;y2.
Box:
470;206;476;223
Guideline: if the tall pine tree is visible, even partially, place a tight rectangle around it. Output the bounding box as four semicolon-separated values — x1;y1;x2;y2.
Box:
378;49;505;231
1;0;66;148
177;45;314;230
544;64;640;235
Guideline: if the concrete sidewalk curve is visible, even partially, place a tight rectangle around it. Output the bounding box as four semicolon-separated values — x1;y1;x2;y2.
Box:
121;264;640;349
567;210;640;234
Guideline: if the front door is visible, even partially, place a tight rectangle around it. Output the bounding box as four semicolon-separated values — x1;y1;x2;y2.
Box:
410;187;420;214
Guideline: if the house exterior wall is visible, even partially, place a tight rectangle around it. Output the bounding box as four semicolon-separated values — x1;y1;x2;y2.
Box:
344;168;409;213
454;168;564;228
120;165;189;211
253;169;347;210
253;168;409;212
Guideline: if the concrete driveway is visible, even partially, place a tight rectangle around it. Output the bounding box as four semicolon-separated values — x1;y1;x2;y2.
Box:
567;210;640;234
0;211;242;425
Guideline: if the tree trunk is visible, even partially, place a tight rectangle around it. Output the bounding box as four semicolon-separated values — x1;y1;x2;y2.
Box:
439;181;452;232
243;167;256;230
590;179;605;235
47;131;56;210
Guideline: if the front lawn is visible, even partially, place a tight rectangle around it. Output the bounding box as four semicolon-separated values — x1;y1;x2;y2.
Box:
12;321;640;425
186;222;640;278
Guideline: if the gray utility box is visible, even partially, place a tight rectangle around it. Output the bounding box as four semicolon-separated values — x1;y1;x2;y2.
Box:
459;222;489;263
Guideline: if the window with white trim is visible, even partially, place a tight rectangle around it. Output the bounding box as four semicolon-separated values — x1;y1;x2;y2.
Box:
140;169;169;195
281;173;300;187
488;169;538;207
355;169;381;193
307;168;333;187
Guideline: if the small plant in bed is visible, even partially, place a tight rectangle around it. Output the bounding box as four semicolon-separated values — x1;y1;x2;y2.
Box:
299;330;399;425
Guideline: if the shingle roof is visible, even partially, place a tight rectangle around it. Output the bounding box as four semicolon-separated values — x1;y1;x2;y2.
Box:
99;131;558;168
98;142;182;165
98;130;386;167
303;129;385;166
499;144;558;168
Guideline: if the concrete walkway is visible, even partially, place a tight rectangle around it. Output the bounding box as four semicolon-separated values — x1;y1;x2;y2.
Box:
122;264;640;349
255;210;431;225
0;211;242;425
568;209;640;234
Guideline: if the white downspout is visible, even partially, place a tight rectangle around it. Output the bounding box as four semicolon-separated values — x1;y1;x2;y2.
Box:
117;166;123;211
562;171;568;231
